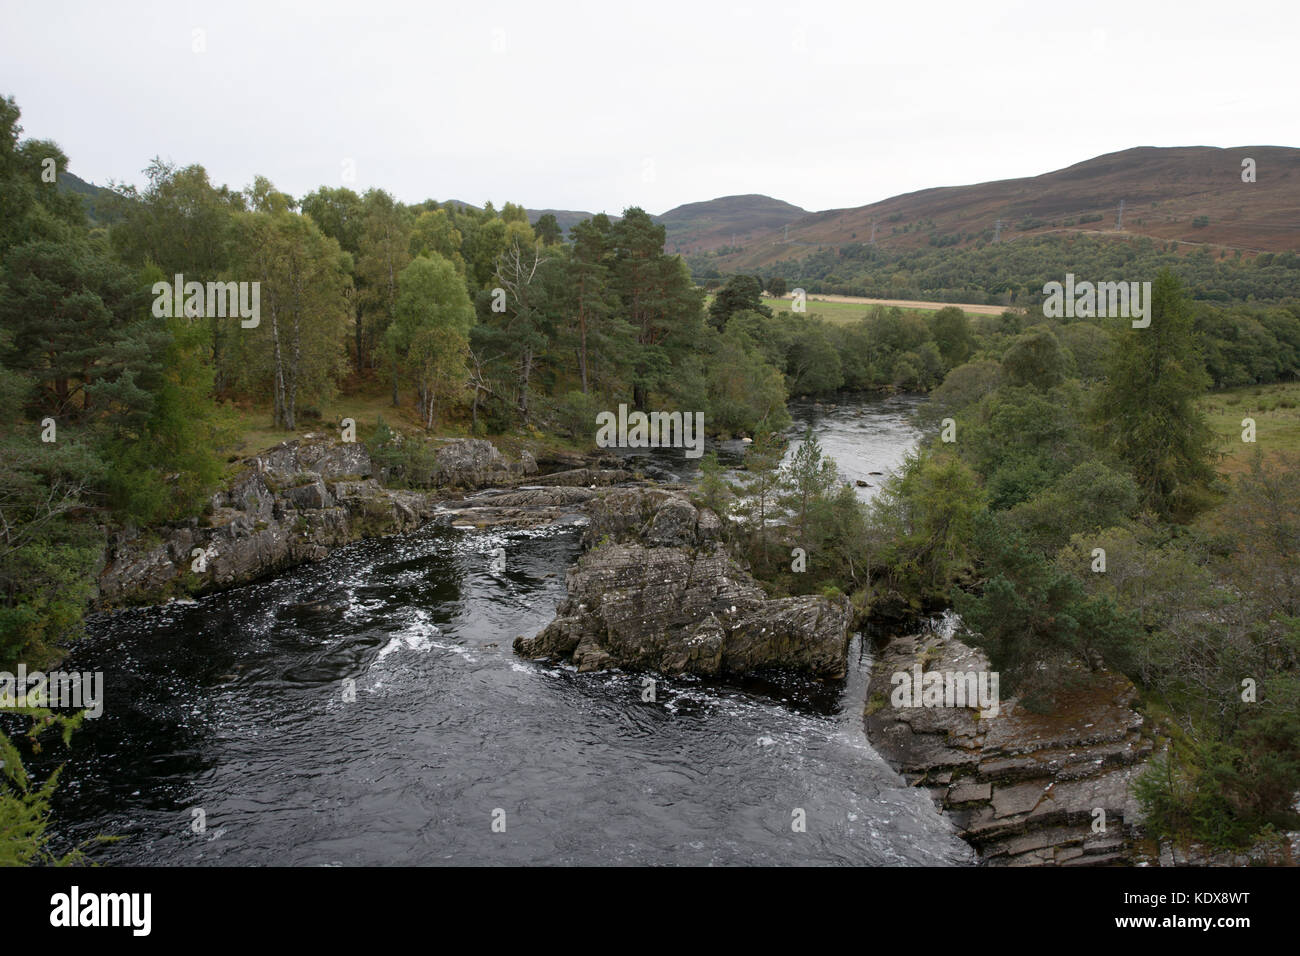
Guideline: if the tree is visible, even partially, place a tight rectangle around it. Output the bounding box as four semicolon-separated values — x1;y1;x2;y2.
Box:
107;159;244;391
709;274;771;331
533;213;562;246
780;429;839;544
730;429;785;568
487;238;555;422
409;207;464;272
956;511;1141;708
928;306;973;368
565;215;617;393
705;324;790;437
0;238;152;422
1002;327;1066;389
237;208;351;430
385;254;474;429
355;189;413;373
869;451;984;608
301;186;364;256
0;95;85;255
1092;269;1217;517
610;208;705;409
784;318;843;396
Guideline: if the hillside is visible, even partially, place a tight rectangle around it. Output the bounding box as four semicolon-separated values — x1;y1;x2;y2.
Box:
654;194;807;253
59;169;117;222
715;146;1300;272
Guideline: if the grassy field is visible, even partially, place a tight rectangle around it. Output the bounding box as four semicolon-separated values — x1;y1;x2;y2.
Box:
763;296;960;325
1199;380;1300;474
703;293;982;326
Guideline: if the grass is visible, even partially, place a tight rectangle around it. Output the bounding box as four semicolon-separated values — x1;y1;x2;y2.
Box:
221;387;434;462
703;292;978;326
764;296;964;326
218;378;591;474
1198;380;1300;475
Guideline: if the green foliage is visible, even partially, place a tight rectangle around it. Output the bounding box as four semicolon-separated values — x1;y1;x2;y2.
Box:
714;231;1300;307
955;512;1142;707
387;254;473;428
703;325;791;437
708;273;771;330
364;416;440;489
1001;460;1140;555
869;451;985;608
1093;270;1217;518
550;389;603;441
0;707;88;866
928;306;974;367
1001;327;1066;389
692;452;734;520
958;383;1091;510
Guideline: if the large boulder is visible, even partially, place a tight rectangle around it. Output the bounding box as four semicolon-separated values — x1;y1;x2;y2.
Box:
514;491;852;678
433;438;521;488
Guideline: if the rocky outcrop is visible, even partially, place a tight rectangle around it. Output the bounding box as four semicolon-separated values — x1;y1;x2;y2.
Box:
431;438;536;488
864;629;1153;866
96;437;544;606
514;490;853;678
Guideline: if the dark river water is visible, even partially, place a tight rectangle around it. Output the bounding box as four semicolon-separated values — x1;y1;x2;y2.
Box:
40;393;973;865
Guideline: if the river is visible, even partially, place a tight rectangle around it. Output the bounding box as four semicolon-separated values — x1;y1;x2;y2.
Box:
41;392;973;865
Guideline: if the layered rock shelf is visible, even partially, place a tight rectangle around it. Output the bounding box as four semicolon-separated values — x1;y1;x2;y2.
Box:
864;629;1154;866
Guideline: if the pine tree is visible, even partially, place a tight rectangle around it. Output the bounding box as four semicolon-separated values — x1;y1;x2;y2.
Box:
1092;269;1217;518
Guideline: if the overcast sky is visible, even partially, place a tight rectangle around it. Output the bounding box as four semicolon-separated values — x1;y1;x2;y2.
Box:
4;0;1296;216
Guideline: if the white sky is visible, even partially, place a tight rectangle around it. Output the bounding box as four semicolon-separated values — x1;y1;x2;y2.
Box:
3;0;1296;215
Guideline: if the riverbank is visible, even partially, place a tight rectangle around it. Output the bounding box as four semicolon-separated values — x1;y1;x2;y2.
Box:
93;435;633;609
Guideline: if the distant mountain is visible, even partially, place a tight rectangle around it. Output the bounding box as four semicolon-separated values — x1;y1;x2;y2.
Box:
440;200;617;235
715;146;1300;271
445;194;814;251
59;170;118;222
653;194;808;254
527;207;618;233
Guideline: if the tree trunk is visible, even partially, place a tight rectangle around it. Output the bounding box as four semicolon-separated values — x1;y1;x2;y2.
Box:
355;307;365;373
518;348;533;422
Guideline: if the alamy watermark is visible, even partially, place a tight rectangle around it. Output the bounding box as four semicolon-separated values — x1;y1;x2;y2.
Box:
890;664;999;717
152;273;260;328
595;404;705;459
0;664;104;718
1042;273;1150;328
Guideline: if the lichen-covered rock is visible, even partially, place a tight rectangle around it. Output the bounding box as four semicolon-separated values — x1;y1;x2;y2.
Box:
97;441;432;605
433;438;520;488
514;491;852;678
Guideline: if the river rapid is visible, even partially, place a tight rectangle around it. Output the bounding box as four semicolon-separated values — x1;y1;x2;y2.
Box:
40;392;973;866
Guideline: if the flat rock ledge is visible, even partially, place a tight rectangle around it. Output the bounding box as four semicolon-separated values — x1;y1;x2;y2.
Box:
864;630;1153;866
864;631;1300;866
513;489;852;678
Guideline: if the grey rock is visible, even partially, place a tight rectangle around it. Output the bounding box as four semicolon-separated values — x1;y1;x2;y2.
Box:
514;490;851;678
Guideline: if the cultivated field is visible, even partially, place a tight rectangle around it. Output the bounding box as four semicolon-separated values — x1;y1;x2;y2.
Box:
760;294;989;325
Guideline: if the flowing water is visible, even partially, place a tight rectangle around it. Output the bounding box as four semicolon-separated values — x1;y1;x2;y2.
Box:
39;393;972;865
